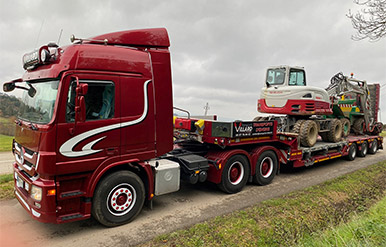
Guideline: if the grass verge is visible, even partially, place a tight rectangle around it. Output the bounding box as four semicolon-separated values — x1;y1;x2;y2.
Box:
0;134;13;152
140;161;386;247
0;173;14;200
296;196;386;247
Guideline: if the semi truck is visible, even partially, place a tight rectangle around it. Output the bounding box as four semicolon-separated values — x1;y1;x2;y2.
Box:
3;28;384;227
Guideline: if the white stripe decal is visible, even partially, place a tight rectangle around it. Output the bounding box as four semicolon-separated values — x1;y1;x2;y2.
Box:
59;80;151;158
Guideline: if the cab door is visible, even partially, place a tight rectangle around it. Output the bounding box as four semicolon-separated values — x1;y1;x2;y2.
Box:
119;76;156;161
56;73;121;174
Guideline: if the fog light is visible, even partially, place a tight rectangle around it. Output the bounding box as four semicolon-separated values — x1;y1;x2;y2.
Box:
31;185;42;201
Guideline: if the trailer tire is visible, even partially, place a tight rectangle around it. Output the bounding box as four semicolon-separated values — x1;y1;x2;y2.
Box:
218;155;250;194
357;141;368;157
368;140;378;154
327;119;342;142
346;143;357;161
300;120;318;147
92;171;145;227
253;150;278;186
340;118;351;137
353;118;365;135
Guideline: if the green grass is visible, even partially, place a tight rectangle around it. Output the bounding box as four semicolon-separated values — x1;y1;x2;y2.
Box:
139;161;386;247
380;131;386;137
296;196;386;247
0;134;13;152
0;174;14;200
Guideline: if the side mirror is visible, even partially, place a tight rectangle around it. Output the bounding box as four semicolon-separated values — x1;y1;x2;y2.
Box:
79;83;88;96
3;82;16;92
28;85;36;97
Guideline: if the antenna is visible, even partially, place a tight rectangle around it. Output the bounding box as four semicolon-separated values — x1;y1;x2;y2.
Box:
204;102;210;116
35;19;45;49
57;29;63;46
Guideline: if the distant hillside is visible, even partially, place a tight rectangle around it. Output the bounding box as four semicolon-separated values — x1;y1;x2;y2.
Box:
0;93;21;136
0;93;21;118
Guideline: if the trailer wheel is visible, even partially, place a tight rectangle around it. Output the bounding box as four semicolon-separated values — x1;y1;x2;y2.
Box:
340;118;351;137
368;140;378;154
327;119;342;142
253;150;278;186
346;143;357;161
357;141;368;157
92;171;145;227
218;155;249;194
300;120;318;147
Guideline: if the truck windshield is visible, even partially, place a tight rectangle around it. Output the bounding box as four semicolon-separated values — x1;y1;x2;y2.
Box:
266;68;285;86
18;80;59;124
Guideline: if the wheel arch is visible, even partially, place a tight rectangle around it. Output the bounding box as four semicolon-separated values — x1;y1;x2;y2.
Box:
87;159;153;201
250;145;281;177
205;149;251;184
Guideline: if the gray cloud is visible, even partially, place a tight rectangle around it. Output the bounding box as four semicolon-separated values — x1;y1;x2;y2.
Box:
1;0;385;121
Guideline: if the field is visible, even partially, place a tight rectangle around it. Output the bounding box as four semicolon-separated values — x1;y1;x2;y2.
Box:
0;134;13;152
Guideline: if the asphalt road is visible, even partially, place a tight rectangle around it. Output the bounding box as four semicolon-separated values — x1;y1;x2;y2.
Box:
0;149;385;247
0;151;14;174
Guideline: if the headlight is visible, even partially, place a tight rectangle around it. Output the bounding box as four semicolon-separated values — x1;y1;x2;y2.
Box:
31;185;42;201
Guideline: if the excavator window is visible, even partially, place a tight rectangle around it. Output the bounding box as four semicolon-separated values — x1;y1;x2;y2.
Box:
266;68;285;86
289;69;306;86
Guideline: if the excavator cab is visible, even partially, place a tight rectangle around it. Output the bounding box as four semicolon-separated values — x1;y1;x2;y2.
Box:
259;66;331;116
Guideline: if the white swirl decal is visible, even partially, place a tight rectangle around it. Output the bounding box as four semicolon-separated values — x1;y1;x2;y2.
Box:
59;80;151;158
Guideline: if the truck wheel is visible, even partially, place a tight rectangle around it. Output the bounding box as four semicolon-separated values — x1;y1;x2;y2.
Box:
368;140;378;154
300;120;318;147
340;118;351;137
293;120;306;134
346;143;357;161
92;171;145;227
253;150;278;185
218;155;250;194
327;119;342;142
353;118;365;135
357;141;368;157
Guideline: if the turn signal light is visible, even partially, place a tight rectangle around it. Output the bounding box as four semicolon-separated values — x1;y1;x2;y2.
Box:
47;189;56;196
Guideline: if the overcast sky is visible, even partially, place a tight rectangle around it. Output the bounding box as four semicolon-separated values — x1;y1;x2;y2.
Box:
1;0;385;122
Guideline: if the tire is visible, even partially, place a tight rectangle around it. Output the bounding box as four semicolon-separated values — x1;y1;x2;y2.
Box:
293;120;306;134
253;150;278;185
340;118;351;137
368;140;378;154
92;171;145;227
299;120;318;147
357;141;368;157
346;143;357;161
327;119;342;142
353;118;365;135
218;155;250;194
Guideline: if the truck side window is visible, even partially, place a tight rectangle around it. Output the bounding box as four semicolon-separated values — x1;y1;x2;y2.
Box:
66;80;115;122
289;70;306;86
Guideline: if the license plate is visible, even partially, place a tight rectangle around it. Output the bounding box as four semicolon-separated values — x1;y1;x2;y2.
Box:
15;174;24;188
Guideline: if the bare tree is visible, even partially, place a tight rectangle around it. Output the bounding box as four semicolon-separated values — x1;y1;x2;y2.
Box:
347;0;386;41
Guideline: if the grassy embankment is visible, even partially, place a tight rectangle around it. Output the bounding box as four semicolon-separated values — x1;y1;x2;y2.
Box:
0;116;13;152
139;161;386;247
